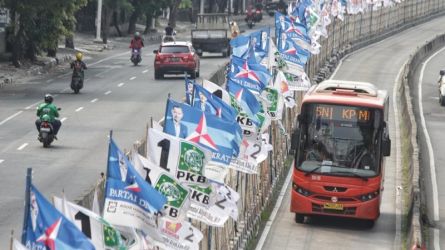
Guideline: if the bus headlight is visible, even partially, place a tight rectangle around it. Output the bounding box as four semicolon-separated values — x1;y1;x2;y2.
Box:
358;190;379;201
293;182;312;197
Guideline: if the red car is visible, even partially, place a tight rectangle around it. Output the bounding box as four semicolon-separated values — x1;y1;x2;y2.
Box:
153;41;200;79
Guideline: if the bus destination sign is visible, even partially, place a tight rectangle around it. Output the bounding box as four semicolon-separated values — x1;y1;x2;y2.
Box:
314;105;371;123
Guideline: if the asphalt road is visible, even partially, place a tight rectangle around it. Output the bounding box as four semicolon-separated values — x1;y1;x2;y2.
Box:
0;17;274;245
259;15;445;250
413;44;445;249
0;35;230;243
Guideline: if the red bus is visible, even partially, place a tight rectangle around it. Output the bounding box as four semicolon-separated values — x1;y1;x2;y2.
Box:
290;80;391;227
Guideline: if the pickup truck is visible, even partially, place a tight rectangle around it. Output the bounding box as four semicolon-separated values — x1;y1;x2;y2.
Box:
191;14;231;57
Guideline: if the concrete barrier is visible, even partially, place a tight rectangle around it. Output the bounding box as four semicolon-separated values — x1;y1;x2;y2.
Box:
75;1;445;249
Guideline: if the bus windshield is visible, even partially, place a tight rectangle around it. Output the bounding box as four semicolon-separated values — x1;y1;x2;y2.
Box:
296;103;383;178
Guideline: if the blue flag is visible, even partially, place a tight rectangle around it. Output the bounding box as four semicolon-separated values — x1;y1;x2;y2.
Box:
23;184;95;250
164;99;242;165
106;138;167;212
185;76;195;105
192;83;238;121
228;56;270;93
277;29;310;69
226;79;261;125
249;28;270;61
230;35;251;59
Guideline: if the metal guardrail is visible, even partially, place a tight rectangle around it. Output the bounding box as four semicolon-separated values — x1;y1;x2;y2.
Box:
76;1;445;249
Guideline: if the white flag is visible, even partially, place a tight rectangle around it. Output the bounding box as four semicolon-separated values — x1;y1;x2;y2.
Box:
12;238;27;250
274;70;296;108
158;217;203;250
147;128;219;185
132;151;191;221
53;195;125;250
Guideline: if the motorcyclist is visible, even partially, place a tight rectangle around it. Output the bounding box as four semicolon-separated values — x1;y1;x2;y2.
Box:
70;52;87;87
129;32;144;50
230;21;240;38
245;5;254;22
35;94;61;139
165;23;174;36
438;69;445;87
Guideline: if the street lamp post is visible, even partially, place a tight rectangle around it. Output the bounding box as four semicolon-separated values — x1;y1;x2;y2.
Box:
95;0;103;42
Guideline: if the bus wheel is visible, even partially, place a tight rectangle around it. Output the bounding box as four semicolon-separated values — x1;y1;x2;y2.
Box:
295;213;305;224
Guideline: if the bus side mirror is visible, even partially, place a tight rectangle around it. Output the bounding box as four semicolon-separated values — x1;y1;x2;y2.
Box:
382;134;391;157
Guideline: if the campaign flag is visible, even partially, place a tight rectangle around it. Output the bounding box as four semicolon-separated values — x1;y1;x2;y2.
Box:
249;28;270;62
228;56;270;93
185;76;196;105
290;0;313;25
284;70;312;91
275;70;296;108
277;30;310;71
164;99;242;165
192;83;238;121
261;86;283;121
132;151;190;221
115;226;165;250
227;79;261;124
53;195;125;250
230;35;251;59
12;238;28;250
158;217;203;250
103;138;167;231
260;37;277;69
23;184;95;250
147;127;219;184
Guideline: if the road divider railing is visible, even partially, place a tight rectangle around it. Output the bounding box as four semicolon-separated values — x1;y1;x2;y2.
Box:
74;1;445;249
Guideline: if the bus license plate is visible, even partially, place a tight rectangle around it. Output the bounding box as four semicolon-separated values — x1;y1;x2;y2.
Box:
323;203;343;210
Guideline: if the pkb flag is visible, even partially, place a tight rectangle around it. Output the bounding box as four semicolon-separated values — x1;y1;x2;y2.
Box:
164;99;242;165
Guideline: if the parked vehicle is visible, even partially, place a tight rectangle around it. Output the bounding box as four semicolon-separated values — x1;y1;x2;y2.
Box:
191;14;231;57
265;0;287;16
131;48;142;66
153;41;200;79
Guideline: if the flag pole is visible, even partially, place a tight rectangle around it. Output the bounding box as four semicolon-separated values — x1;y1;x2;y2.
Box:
21;168;32;244
9;230;13;250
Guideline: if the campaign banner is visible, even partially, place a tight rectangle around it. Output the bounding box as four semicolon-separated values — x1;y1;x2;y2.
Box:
158;218;203;250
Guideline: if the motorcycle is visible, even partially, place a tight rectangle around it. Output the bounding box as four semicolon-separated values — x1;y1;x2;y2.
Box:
131;48;142;66
38;111;60;148
439;70;445;106
71;62;85;94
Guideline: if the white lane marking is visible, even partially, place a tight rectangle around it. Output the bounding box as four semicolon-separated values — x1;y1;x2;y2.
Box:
61;87;70;93
0;159;4;164
435;228;440;250
25;101;41;110
91;98;98;103
129;76;136;81
0;111;23;126
393;62;406;249
46;79;53;83
60;117;67;123
104;90;112;95
142;69;149;74
75;107;84;112
17;143;28;151
255;165;293;250
419;46;445;249
118;82;125;87
88;50;131;67
329;58;343;79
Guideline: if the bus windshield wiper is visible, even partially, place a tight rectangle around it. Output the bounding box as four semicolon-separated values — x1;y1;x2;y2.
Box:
304;161;341;176
332;171;368;181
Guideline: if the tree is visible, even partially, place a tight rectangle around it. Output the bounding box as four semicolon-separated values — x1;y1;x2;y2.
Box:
4;0;88;67
102;0;132;43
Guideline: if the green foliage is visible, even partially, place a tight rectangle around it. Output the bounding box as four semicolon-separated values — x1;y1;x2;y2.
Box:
179;0;191;9
5;0;88;60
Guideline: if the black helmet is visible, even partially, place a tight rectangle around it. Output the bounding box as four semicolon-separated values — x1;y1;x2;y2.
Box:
440;70;445;76
44;94;53;104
